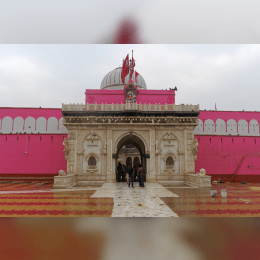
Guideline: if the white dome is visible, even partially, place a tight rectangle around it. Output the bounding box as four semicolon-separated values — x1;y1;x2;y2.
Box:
100;67;147;90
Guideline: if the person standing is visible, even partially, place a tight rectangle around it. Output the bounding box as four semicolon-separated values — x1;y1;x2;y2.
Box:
138;164;145;188
128;165;134;188
125;164;130;185
117;163;122;182
122;165;126;182
133;165;137;182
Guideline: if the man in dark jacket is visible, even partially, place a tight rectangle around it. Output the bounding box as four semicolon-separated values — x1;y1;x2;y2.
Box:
138;164;145;188
133;165;138;182
126;164;134;188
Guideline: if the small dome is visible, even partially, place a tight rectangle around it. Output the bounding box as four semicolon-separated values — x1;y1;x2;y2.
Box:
100;67;147;90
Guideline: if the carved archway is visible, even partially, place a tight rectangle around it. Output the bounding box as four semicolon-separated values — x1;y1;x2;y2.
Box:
115;132;147;182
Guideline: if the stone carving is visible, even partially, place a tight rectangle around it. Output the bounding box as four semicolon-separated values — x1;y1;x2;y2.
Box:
68;151;75;162
63;138;68;151
103;139;107;153
68;140;75;151
59;170;66;176
69;132;76;140
187;154;193;162
187;143;193;151
162;132;177;147
162;152;176;173
192;138;199;160
155;139;159;153
86;131;100;146
194;138;198;150
186;133;192;140
196;168;206;176
150;129;156;174
107;130;112;176
199;168;206;176
68;162;75;174
187;162;194;173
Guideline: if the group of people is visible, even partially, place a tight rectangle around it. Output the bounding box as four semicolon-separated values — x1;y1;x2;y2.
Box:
117;162;145;188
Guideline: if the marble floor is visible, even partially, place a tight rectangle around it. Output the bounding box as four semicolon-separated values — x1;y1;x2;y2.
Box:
1;181;260;217
162;183;260;217
91;183;179;217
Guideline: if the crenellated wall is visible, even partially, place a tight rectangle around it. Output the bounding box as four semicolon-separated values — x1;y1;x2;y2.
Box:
0;108;67;134
0;108;67;178
194;111;260;182
195;111;260;136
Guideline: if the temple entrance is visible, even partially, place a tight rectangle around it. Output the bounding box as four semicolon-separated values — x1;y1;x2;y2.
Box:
115;134;146;182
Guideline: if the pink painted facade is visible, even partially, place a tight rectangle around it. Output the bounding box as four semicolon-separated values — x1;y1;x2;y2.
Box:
85;89;175;105
194;110;260;182
194;135;260;181
1;93;260;182
0;108;67;177
0;134;67;175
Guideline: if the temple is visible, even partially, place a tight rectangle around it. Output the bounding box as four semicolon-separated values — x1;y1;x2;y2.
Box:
1;55;260;186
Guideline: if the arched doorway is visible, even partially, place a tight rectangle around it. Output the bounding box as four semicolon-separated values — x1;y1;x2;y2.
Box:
126;157;132;167
115;133;147;182
133;157;140;167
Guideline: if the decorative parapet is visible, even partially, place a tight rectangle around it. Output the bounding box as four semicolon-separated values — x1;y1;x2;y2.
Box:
62;103;199;112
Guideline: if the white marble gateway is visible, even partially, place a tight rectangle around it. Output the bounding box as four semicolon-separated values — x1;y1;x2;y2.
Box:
91;183;179;217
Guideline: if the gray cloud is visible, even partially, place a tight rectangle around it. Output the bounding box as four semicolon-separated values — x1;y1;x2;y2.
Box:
0;44;260;111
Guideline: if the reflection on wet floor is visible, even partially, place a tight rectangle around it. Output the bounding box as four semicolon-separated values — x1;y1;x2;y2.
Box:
1;181;260;217
161;183;260;217
73;184;103;188
0;187;113;217
160;183;195;188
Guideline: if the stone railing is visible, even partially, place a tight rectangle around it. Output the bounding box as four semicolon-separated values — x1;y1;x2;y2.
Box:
53;174;77;189
62;103;199;112
185;174;212;188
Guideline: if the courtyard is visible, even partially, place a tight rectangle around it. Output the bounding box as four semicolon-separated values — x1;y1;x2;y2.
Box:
0;181;260;217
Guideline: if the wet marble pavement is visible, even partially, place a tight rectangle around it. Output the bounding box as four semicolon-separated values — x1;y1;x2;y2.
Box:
162;183;260;217
91;183;179;217
1;181;260;217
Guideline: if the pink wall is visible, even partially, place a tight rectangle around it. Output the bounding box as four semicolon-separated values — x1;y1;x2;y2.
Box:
0;134;67;175
199;110;260;124
237;157;260;175
0;107;62;120
85;89;175;104
194;135;260;181
1;107;260;181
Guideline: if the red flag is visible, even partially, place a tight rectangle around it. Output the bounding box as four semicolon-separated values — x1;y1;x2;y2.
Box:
121;55;129;84
135;71;139;83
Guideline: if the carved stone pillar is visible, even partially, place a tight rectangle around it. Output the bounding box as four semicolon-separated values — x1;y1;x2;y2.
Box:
148;129;156;183
77;150;84;175
106;128;113;183
178;150;185;175
75;129;78;173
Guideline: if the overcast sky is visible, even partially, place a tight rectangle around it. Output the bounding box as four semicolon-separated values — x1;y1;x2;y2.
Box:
1;44;260;111
0;0;260;44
